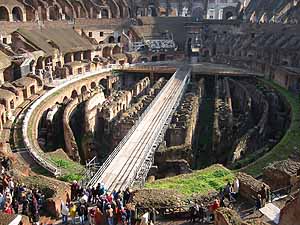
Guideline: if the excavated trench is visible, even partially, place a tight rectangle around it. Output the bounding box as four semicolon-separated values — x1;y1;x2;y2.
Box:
151;76;291;179
36;75;291;177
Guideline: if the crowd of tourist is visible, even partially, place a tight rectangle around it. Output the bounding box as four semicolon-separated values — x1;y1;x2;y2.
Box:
60;181;135;225
0;157;45;225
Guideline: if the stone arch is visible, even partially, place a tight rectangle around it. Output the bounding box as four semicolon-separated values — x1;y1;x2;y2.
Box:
30;85;35;95
99;78;107;93
0;6;9;21
12;6;24;21
71;90;78;98
108;36;115;43
1;113;5;127
151;55;158;62
223;6;236;20
225;11;233;20
81;85;87;94
64;53;73;63
191;7;204;20
63;96;68;103
102;46;112;58
91;82;97;89
10;99;15;110
64;5;74;20
49;5;60;20
36;57;44;70
101;9;109;18
112;45;121;55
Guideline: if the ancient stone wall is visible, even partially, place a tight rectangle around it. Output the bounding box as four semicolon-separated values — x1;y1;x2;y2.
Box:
154;80;204;177
279;192;300;225
237;172;270;202
84;90;106;133
63;97;80;162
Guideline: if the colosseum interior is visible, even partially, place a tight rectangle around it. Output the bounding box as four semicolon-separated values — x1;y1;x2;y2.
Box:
0;0;300;224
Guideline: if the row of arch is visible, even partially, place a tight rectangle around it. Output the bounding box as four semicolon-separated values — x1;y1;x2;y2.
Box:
0;6;24;21
103;45;122;58
61;78;107;104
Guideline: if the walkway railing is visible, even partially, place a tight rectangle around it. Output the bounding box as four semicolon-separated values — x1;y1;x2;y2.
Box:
87;66;191;189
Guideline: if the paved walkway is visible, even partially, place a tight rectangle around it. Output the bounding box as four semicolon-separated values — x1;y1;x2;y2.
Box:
88;66;191;191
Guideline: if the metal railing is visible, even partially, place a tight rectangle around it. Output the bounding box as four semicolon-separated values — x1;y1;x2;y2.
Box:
131;68;191;187
87;66;191;189
86;68;178;187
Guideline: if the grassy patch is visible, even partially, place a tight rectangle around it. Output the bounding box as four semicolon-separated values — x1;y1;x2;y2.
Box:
49;154;85;183
145;164;234;197
240;79;300;176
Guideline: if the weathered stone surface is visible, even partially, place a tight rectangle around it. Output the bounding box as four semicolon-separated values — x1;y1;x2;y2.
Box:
132;189;186;209
263;159;300;190
214;207;243;225
237;172;270;201
279;192;300;225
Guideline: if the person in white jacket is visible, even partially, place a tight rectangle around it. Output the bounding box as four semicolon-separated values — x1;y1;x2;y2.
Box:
61;199;69;225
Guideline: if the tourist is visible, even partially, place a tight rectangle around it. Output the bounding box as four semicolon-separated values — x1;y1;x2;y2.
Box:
123;188;131;205
233;178;239;195
71;180;79;201
255;194;262;210
61;199;69;225
30;195;40;224
12;196;19;214
69;203;77;225
77;203;86;225
189;203;199;223
94;206;104;225
198;203;205;223
259;184;267;207
3;202;13;214
106;204;114;225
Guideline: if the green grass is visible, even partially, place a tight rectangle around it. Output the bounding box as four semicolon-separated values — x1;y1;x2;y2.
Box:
49;155;85;182
240;79;300;176
145;164;234;197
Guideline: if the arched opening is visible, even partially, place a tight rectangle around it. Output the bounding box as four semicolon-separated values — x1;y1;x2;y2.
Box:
117;36;121;43
64;53;73;63
141;58;148;63
192;7;204;21
71;90;78;98
10;100;14;110
64;6;74;20
151;55;158;62
1;113;5;127
136;7;144;17
74;52;82;61
63;96;68;103
12;7;24;21
159;54;165;61
108;36;115;43
0;6;9;21
101;9;109;18
225;11;233;20
30;85;35;95
99;79;108;95
49;5;60;20
81;85;87;94
91;82;97;89
36;57;44;70
102;47;111;58
112;45;121;55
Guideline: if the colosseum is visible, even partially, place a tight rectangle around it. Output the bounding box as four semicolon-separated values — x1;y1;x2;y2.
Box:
0;0;300;224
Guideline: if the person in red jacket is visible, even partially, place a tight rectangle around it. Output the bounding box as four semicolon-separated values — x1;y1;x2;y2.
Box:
3;202;13;214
